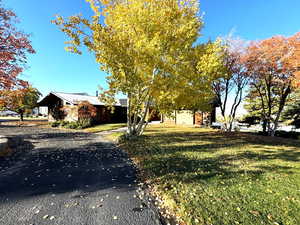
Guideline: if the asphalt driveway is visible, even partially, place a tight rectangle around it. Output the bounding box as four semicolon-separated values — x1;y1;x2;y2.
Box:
0;125;162;225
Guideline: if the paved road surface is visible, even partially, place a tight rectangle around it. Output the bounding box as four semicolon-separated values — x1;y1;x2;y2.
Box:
0;125;162;225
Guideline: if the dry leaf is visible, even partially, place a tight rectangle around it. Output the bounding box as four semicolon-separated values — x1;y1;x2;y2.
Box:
43;215;49;219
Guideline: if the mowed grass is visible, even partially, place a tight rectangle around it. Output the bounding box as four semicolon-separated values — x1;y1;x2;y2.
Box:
84;123;126;133
117;124;300;225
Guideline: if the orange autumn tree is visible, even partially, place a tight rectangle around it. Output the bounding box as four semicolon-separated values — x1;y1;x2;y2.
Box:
0;0;35;90
0;85;41;121
243;32;300;136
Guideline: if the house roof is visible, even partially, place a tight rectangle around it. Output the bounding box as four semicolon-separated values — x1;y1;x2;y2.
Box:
53;92;109;106
38;92;127;107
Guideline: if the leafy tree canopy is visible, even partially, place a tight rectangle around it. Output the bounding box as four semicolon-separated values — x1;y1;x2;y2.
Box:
53;0;225;135
0;0;35;90
0;86;41;121
243;32;300;135
283;89;300;128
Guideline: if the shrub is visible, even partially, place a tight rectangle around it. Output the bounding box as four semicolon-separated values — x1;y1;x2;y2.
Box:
50;121;61;127
78;101;96;128
64;121;78;129
258;130;300;139
275;131;300;139
50;120;87;130
60;120;69;127
239;116;260;126
77;118;92;128
50;103;67;120
76;125;83;129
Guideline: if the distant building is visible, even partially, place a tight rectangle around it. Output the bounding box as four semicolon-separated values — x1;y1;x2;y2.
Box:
38;92;127;124
32;107;48;116
161;109;216;126
161;97;219;126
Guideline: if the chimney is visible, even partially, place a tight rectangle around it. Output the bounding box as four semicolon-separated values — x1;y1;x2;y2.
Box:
96;91;99;97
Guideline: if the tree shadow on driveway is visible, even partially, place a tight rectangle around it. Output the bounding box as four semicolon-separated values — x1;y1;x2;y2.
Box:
0;130;137;204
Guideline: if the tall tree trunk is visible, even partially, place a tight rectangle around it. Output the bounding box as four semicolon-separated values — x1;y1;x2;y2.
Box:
262;119;267;134
222;79;230;131
136;96;151;136
126;94;134;135
270;85;291;136
228;83;244;132
126;68;155;137
20;112;24;121
253;83;268;135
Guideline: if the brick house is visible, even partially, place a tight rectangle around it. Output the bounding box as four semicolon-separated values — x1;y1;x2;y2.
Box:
38;92;127;124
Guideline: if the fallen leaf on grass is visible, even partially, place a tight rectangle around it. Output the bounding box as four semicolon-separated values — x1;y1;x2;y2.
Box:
249;210;260;216
267;214;273;220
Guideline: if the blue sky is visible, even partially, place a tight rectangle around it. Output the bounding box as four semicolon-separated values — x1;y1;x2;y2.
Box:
5;0;300;97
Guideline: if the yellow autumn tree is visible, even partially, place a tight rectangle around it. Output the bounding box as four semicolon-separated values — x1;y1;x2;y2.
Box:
54;0;224;136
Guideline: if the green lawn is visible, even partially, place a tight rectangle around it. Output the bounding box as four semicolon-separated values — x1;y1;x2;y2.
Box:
116;125;300;225
84;123;126;133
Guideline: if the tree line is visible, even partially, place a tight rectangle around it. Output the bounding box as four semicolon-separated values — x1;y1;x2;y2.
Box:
54;0;299;136
1;0;299;135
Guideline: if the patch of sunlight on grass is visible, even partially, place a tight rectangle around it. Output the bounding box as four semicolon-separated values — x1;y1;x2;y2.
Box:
84;123;126;133
105;132;125;142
